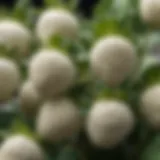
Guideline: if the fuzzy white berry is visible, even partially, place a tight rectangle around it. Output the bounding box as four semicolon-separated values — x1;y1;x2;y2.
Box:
29;49;76;98
90;36;137;86
0;58;20;101
0;135;44;160
140;84;160;128
36;8;79;43
0;154;15;160
36;98;81;142
0;20;31;53
86;100;134;148
140;0;160;26
19;81;42;115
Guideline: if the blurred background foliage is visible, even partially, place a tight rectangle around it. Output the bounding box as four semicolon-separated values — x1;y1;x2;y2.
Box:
0;0;160;160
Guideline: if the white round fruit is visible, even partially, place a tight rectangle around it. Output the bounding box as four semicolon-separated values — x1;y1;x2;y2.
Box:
0;20;31;53
36;98;81;142
140;84;160;128
140;0;160;26
90;36;137;86
36;8;78;43
86;100;134;148
0;135;44;160
19;81;42;115
29;49;76;98
0;154;16;160
0;58;20;101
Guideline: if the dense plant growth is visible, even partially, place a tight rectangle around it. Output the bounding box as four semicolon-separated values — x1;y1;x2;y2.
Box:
0;0;159;160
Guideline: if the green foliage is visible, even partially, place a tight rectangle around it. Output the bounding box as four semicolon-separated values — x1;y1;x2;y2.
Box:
140;134;160;160
0;0;159;160
57;146;82;160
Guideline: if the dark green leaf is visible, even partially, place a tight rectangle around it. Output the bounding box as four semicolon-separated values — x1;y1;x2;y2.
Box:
57;146;82;160
44;0;65;8
141;135;160;160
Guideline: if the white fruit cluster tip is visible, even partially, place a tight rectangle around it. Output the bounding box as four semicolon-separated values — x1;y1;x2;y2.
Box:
90;36;137;86
140;0;160;26
86;100;134;148
19;81;42;115
36;98;81;142
36;8;79;43
0;58;20;101
0;20;31;53
0;135;44;160
29;49;76;98
140;84;160;129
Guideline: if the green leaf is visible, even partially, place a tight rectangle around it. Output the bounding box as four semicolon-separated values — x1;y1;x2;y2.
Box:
92;16;131;38
13;0;31;21
93;0;113;19
66;0;79;11
10;119;38;140
137;55;160;87
147;32;160;55
48;35;63;48
0;111;16;129
93;18;119;38
0;7;10;18
57;146;82;160
45;34;77;56
96;86;128;101
40;141;60;160
26;7;40;29
44;0;65;8
141;135;160;160
112;0;131;19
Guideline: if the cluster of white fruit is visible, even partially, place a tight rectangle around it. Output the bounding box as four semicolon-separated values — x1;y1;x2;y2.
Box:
87;34;138;148
0;8;81;146
0;0;158;153
22;9;81;143
21;49;82;142
30;9;138;148
139;0;160;129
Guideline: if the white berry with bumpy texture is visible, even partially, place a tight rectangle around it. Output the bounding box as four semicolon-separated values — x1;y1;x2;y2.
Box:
0;20;31;53
140;85;160;129
90;36;137;86
29;49;76;98
140;0;160;26
19;81;42;115
36;8;78;43
86;100;134;148
0;135;44;160
36;98;81;142
0;58;20;101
